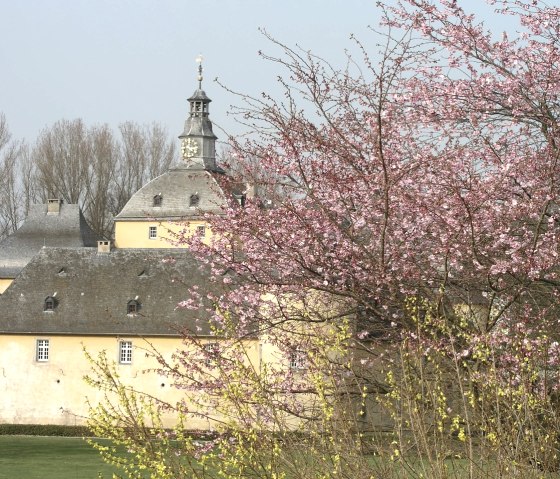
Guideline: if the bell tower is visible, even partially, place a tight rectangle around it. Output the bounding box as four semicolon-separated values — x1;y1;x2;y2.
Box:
114;55;228;249
178;56;219;171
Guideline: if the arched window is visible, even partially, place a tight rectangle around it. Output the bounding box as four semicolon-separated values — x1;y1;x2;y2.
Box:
127;299;140;315
189;194;200;207
153;194;163;207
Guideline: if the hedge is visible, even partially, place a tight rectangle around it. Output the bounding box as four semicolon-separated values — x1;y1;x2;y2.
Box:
0;424;93;436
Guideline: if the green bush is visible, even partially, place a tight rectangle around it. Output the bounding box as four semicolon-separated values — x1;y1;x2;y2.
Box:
0;424;93;436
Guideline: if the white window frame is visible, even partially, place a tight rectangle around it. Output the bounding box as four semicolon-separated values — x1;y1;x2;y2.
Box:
196;225;206;237
149;226;157;240
289;350;307;370
119;341;133;364
36;339;50;362
203;342;219;367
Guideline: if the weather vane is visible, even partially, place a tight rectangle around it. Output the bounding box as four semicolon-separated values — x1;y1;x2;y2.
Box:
196;54;203;89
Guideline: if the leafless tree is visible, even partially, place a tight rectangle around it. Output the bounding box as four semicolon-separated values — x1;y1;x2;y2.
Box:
0;115;177;240
0;114;27;238
33;118;92;204
85;123;119;238
110;122;175;217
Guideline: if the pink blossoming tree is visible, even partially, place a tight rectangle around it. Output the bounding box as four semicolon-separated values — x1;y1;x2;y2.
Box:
88;1;560;477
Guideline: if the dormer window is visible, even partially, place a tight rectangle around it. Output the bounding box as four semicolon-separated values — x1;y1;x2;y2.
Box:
127;299;140;315
234;193;246;207
44;296;57;312
153;194;163;207
189;194;200;207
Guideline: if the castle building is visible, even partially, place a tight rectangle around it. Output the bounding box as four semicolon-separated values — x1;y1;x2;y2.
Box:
0;62;258;428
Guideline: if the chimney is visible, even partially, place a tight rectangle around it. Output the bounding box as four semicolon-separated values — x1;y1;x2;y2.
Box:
47;198;62;215
97;240;111;253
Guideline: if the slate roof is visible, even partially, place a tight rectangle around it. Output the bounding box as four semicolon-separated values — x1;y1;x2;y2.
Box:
0;247;218;336
115;168;227;221
188;89;211;102
0;203;100;279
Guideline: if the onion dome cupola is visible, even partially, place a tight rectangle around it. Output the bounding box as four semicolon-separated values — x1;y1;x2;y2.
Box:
179;55;220;172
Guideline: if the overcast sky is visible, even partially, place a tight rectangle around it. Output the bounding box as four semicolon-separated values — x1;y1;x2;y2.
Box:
1;0;503;148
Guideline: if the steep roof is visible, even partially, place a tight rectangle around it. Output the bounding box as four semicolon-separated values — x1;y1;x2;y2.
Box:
115;167;227;221
0;203;99;279
0;247;218;336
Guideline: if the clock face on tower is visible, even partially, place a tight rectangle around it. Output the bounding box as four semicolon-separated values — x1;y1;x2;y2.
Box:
181;138;199;159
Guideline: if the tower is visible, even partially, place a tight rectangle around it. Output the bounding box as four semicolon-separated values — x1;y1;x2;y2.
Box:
113;56;228;249
178;56;219;172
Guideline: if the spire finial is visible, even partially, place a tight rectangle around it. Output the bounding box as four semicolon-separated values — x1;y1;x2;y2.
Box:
196;54;203;89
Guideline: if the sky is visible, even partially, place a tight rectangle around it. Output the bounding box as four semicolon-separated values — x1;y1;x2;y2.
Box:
0;0;503;149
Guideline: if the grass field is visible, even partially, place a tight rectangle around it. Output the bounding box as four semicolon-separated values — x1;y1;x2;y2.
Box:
2;435;557;479
0;436;120;479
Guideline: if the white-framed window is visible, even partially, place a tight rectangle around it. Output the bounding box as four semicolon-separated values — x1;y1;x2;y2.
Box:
196;225;206;237
149;226;157;240
119;341;133;364
203;342;219;367
36;339;50;362
289;350;307;370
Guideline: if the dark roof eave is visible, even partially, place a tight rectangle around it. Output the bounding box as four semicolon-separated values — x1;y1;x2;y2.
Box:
0;331;233;339
114;213;226;221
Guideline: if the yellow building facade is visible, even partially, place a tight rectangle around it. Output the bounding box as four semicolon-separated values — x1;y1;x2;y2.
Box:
114;219;211;249
0;334;261;429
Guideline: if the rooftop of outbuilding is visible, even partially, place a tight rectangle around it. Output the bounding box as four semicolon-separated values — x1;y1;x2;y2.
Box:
0;203;100;279
0;247;219;337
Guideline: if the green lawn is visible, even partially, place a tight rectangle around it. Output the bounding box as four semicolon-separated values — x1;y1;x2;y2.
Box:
2;435;556;479
0;436;120;479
